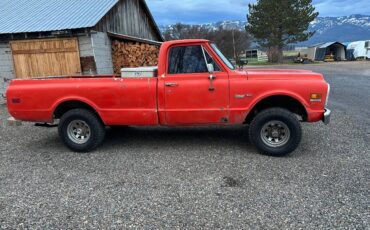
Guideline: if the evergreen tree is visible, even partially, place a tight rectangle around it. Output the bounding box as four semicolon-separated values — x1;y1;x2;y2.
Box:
246;0;318;63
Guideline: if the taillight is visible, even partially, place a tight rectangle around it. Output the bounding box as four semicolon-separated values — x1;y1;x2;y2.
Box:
11;98;21;104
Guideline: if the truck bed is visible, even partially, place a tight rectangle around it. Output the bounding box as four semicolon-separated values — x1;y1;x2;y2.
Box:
6;76;159;125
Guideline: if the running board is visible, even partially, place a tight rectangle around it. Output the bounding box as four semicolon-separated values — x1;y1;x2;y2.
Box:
35;123;58;128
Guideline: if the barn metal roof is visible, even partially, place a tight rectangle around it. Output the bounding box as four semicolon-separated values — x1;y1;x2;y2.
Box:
0;0;119;34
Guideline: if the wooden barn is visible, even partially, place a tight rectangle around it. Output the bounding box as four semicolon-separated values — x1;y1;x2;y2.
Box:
0;0;163;99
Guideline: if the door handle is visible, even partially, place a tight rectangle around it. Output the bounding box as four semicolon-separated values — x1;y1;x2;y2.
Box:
208;75;216;91
165;82;178;87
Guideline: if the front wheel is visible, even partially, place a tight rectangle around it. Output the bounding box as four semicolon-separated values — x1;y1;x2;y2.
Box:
249;108;302;156
58;109;106;152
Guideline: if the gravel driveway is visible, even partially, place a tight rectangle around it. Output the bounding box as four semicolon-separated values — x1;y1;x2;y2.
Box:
0;62;369;229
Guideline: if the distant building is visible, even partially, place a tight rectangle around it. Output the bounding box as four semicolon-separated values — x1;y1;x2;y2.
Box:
245;49;268;62
345;40;370;60
307;42;346;61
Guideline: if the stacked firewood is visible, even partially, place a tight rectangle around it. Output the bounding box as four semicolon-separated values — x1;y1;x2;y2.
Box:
112;40;160;74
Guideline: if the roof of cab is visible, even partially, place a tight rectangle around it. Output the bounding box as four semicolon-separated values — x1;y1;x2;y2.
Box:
163;39;210;45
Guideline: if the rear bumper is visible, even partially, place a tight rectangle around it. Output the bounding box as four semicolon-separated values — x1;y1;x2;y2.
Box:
7;117;22;126
7;109;52;123
322;109;331;125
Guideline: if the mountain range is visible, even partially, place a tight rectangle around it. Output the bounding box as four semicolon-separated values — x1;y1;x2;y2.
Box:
160;14;370;46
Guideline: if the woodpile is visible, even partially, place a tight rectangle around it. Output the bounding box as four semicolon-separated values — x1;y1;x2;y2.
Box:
111;40;160;74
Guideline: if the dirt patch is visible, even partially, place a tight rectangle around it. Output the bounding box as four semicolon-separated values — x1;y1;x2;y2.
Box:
222;176;242;188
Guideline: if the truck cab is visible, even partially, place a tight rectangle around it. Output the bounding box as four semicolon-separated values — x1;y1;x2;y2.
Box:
157;40;233;125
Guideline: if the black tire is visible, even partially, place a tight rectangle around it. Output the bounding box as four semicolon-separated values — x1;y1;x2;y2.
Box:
249;108;302;156
58;109;105;152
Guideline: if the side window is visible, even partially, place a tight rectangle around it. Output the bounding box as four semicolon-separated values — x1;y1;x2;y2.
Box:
168;45;208;74
204;49;221;72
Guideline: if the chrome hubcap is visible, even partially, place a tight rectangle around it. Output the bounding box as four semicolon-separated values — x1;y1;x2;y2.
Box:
67;120;91;144
261;120;290;148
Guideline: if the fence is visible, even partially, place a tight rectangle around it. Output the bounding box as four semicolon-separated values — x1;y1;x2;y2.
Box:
257;54;268;62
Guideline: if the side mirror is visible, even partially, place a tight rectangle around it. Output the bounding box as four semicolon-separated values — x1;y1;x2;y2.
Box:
207;64;214;74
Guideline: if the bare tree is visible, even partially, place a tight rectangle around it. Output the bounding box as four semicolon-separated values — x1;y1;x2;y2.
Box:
163;23;251;60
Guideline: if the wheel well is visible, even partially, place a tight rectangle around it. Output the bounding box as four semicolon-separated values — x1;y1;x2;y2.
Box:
54;101;97;119
245;95;308;124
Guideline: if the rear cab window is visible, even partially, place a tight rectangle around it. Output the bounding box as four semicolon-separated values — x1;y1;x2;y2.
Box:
168;45;221;74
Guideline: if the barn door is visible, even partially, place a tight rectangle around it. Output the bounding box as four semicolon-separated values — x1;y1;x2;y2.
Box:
10;38;81;78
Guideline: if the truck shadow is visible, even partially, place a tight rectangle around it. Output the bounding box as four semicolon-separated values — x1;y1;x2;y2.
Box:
103;125;251;151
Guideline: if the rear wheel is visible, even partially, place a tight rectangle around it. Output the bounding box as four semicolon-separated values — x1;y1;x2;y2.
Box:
249;108;302;156
58;109;105;152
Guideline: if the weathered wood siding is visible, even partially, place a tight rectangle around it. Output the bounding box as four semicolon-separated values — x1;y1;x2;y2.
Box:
10;38;82;78
0;42;14;99
95;0;161;41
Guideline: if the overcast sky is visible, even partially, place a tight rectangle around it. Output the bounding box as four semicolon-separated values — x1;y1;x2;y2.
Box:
146;0;370;25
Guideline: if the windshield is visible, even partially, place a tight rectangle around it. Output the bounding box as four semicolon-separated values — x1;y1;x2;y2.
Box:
210;43;235;70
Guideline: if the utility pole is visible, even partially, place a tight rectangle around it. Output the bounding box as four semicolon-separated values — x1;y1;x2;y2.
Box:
232;30;237;64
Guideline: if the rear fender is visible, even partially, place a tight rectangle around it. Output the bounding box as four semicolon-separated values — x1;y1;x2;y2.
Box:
51;97;102;122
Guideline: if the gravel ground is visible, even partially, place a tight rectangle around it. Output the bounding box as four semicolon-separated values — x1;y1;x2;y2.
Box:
0;62;369;229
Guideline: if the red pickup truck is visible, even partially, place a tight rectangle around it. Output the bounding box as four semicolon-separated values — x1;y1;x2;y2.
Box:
6;39;331;156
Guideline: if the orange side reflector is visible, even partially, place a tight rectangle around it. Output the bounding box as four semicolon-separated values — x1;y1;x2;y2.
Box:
310;93;322;100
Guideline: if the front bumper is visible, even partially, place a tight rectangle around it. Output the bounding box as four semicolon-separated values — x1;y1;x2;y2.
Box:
322;109;331;125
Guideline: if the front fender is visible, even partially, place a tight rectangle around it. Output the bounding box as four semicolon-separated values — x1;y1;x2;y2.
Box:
230;90;309;124
249;90;310;111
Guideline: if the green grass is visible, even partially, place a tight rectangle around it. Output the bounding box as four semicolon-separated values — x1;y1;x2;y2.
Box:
245;58;269;65
242;53;322;66
247;61;270;66
246;59;321;66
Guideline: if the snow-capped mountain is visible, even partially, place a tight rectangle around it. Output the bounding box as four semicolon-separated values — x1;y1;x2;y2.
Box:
160;14;370;45
159;20;247;33
305;14;370;45
311;14;370;34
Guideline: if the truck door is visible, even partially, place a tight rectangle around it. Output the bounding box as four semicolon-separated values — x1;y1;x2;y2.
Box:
164;44;229;125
